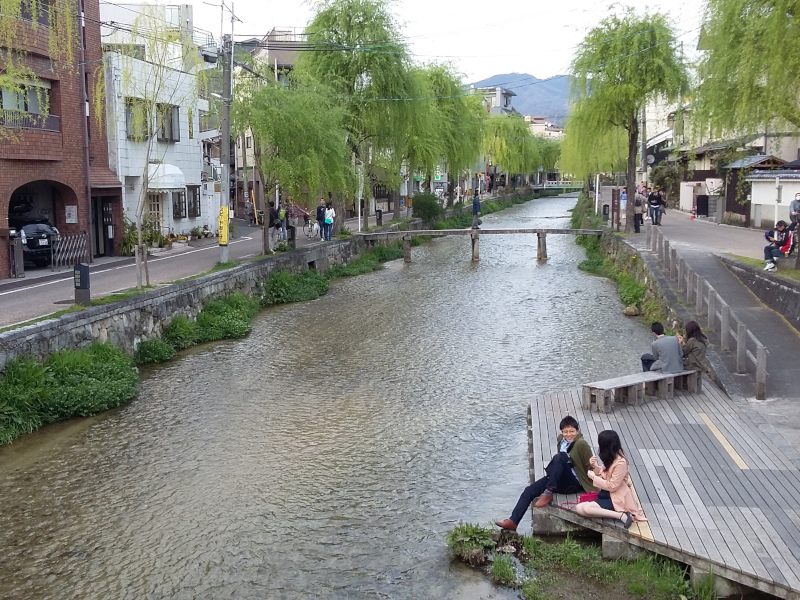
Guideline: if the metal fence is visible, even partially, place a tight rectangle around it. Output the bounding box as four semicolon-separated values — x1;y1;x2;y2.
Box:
646;225;768;400
50;231;90;270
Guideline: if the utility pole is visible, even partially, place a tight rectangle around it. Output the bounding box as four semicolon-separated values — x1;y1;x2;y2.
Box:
640;104;647;185
219;33;232;263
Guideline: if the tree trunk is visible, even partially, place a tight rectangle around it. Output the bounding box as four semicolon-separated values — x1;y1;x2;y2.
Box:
625;115;639;233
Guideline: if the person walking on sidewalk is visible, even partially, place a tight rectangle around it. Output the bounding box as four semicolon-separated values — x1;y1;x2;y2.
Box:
763;220;790;271
268;201;280;249
641;322;683;373
495;416;597;531
323;202;336;241
647;188;663;225
472;191;481;229
316;198;326;240
633;193;644;233
790;193;799;229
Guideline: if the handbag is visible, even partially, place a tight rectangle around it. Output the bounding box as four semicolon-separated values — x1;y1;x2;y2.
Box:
325;217;333;224
559;491;599;512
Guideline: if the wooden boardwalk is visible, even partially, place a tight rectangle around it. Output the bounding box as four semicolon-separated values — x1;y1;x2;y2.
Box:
529;382;800;598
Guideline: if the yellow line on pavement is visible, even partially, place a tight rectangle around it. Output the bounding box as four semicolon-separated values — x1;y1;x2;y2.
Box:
699;413;749;469
628;479;655;542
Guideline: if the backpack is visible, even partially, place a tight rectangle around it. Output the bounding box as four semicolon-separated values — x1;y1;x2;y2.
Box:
279;208;286;220
634;198;642;207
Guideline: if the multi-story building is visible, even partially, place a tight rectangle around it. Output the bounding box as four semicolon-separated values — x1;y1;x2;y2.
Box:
100;3;220;237
475;86;517;116
0;0;122;276
524;115;564;140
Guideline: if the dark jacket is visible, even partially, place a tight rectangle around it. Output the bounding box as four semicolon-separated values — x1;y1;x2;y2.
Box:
768;227;790;250
269;207;280;228
647;192;662;208
683;337;712;373
472;196;481;215
316;205;326;221
555;433;597;492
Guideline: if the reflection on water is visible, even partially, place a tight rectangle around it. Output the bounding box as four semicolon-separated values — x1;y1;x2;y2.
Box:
0;195;653;599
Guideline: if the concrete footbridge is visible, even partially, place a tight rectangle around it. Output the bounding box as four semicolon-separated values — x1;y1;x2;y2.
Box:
360;228;602;262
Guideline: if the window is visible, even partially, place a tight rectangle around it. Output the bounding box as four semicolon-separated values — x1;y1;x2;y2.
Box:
125;98;150;140
188;108;193;139
157;104;180;142
172;190;186;218
246;136;252;149
2;86;46;114
187;185;201;218
146;193;162;223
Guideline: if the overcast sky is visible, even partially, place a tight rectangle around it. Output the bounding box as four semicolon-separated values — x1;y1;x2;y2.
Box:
186;0;705;83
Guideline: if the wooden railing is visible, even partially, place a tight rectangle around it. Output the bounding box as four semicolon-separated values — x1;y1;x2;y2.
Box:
646;225;768;399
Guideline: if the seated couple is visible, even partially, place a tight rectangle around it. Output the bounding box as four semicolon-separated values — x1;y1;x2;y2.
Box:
641;321;712;374
495;417;646;531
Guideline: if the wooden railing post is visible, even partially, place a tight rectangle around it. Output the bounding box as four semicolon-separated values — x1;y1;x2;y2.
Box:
646;225;653;251
707;290;716;330
657;231;665;263
678;258;686;292
670;249;678;281
696;275;705;315
687;270;696;305
721;305;731;351
736;323;747;374
756;346;767;400
663;240;671;272
537;232;547;260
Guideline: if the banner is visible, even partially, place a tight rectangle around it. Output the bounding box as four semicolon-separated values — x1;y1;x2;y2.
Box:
218;206;229;246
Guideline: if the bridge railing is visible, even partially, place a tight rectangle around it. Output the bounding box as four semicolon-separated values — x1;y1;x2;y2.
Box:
541;180;584;188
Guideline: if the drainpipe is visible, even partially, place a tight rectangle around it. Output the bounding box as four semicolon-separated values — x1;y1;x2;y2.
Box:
78;0;94;263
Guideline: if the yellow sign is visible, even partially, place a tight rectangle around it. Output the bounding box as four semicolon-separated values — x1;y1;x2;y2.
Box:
250;189;258;224
218;206;229;246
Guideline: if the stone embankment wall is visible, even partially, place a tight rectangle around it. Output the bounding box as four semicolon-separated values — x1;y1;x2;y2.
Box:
718;256;800;334
0;236;373;371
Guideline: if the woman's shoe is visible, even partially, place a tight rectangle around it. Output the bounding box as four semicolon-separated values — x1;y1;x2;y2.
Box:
495;519;517;531
621;511;634;529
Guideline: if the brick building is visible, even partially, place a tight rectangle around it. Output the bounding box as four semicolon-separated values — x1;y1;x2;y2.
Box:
0;0;123;277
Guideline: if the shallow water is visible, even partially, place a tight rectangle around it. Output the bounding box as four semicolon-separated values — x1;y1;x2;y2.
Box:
0;195;653;599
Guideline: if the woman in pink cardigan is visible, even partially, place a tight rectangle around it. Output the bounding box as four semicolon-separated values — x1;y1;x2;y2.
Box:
575;430;647;529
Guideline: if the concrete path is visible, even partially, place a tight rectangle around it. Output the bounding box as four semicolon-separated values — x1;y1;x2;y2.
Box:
626;210;800;449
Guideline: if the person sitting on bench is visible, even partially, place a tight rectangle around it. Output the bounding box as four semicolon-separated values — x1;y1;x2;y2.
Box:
495;416;597;531
574;430;646;529
677;320;712;374
640;322;683;373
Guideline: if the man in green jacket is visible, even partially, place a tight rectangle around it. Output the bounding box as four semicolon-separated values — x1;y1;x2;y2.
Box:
496;416;597;531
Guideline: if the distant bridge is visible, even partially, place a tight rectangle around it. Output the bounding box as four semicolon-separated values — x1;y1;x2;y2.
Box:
361;227;602;262
532;180;584;192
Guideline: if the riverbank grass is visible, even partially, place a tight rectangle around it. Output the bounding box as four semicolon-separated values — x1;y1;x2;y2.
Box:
446;523;702;600
725;253;800;283
0;344;138;444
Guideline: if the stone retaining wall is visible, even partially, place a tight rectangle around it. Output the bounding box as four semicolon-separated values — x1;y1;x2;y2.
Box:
718;256;800;333
0;237;370;371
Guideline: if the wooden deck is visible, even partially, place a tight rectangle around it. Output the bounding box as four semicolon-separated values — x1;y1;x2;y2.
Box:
529;382;800;598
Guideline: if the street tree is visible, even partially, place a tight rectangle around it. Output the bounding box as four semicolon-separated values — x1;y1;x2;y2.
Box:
695;0;800;136
296;0;415;230
482;114;539;187
103;6;206;287
232;72;356;252
568;11;687;231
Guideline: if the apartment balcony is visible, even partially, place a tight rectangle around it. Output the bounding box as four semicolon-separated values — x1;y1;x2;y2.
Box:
2;110;60;132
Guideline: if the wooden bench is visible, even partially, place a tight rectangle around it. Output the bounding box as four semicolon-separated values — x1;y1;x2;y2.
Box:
582;370;701;412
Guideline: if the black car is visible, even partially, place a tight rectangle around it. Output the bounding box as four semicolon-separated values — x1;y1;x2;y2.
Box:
10;219;59;267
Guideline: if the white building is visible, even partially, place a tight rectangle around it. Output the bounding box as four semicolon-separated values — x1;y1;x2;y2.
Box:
100;3;220;236
524;116;564;140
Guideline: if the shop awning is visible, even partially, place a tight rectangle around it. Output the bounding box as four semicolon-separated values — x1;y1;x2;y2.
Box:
147;163;185;190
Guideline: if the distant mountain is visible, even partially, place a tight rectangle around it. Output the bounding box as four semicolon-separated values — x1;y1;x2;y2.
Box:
472;73;571;124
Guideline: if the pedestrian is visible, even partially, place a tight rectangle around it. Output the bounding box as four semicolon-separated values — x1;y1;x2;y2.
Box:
278;204;287;240
640;322;684;373
268;200;280;249
647;188;662;225
246;201;254;225
633;193;644;233
324;201;336;241
677;320;712;374
763;220;791;271
472;191;481;229
495;416;597;531
316;198;326;240
620;188;628;213
790;192;799;229
574;430;645;529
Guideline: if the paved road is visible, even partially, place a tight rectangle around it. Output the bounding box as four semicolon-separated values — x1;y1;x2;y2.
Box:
0;214;395;329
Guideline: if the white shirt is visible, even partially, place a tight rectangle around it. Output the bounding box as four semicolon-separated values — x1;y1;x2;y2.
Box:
325;207;336;222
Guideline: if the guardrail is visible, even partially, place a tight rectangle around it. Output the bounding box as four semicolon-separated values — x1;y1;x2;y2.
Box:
541;180;584;188
646;225;768;399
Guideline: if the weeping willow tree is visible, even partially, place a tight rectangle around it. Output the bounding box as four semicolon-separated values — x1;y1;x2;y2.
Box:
695;0;800;137
0;0;79;141
482;114;540;186
561;102;628;179
232;71;356;252
296;0;415;230
569;11;687;231
103;6;207;287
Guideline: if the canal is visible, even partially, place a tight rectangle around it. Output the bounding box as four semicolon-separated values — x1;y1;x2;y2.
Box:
0;194;654;599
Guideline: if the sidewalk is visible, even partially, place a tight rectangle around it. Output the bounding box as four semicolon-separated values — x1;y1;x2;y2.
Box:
626;211;800;449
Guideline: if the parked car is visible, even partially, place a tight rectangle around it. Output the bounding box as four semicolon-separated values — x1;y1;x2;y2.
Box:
9;218;59;268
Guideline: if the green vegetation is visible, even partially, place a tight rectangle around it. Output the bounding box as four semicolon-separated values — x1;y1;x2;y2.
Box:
195;294;260;343
490;553;518;587
210;260;238;273
162;315;198;350
571;194;667;326
257;270;330;306
411;193;444;222
0;344;138;445
325;244;404;278
134;339;176;365
447;524;703;600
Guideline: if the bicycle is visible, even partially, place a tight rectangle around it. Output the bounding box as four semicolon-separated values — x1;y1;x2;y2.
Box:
303;216;320;239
